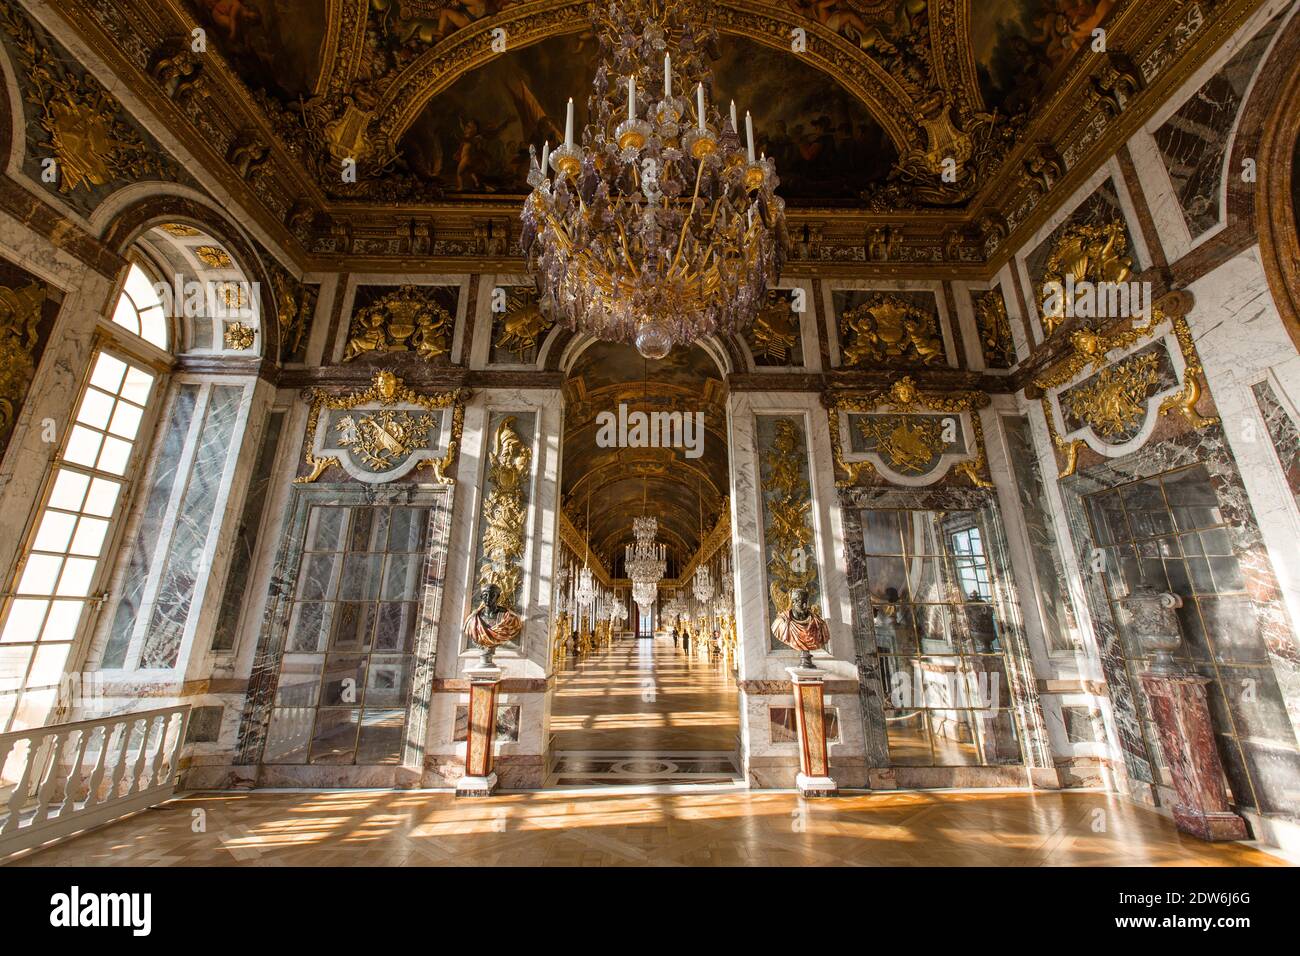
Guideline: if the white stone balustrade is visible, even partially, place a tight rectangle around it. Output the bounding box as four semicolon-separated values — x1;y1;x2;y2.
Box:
0;705;190;861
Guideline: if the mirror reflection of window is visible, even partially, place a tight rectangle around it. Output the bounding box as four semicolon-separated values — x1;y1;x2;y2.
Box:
861;508;1021;768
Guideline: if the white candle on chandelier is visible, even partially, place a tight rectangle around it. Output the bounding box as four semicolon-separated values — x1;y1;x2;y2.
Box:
664;53;671;98
746;111;755;163
540;140;550;174
696;82;705;132
628;75;636;121
730;100;738;132
565;98;574;146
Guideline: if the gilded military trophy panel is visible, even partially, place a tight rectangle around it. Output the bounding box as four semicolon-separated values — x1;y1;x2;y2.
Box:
756;415;823;653
1032;302;1220;478
1019;182;1143;344
339;284;460;365
295;369;468;484
0;259;60;459
971;286;1016;370
487;285;554;367
745;289;805;369
828;377;994;490
464;411;536;652
831;289;949;369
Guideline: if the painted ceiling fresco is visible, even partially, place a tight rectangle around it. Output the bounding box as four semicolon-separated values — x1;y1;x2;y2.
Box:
971;0;1118;114
400;33;894;203
187;0;326;96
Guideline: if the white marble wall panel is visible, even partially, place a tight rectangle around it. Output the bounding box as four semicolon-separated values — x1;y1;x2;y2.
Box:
1125;0;1297;263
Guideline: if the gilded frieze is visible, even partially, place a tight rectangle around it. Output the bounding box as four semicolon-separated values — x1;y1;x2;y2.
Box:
295;369;467;484
827;375;992;489
343;285;457;363
835;291;945;368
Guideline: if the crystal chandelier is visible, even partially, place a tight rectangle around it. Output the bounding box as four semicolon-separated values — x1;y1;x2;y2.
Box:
576;565;596;609
692;563;713;603
626;515;667;610
521;0;786;359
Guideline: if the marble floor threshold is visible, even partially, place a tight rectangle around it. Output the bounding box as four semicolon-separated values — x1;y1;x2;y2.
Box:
545;750;745;789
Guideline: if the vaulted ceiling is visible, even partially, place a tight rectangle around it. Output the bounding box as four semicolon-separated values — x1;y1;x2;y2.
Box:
562;341;729;569
183;0;1123;209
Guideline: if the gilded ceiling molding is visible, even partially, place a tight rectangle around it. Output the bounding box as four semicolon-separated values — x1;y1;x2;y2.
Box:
316;0;371;96
558;510;614;587
564;454;727;513
676;501;732;587
932;0;983;121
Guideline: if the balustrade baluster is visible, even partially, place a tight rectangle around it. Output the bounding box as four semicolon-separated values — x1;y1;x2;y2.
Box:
34;730;71;823
0;733;45;836
84;722;114;808
58;727;93;817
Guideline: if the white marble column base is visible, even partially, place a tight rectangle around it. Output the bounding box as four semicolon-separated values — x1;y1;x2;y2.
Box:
796;773;838;798
455;771;499;798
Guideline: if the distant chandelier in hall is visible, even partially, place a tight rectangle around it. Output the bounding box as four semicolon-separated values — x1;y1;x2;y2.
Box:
627;515;667;610
521;0;787;359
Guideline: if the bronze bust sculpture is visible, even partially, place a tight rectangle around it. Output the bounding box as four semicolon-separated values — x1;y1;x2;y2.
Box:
462;583;523;665
771;586;831;668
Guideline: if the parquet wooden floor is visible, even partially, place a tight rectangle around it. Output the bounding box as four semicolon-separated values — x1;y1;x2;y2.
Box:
550;635;740;752
8;789;1285;867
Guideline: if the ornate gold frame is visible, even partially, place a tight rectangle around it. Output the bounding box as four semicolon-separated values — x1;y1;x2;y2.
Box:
295;368;468;484
826;375;993;489
1032;301;1219;478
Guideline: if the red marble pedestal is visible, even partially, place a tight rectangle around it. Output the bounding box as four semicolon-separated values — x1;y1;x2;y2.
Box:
1138;671;1247;841
788;667;837;797
456;665;502;797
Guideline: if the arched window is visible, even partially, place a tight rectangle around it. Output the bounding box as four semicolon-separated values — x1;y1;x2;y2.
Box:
111;263;168;348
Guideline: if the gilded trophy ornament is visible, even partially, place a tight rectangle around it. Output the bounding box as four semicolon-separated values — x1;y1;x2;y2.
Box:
856;415;946;475
344;285;452;362
476;416;532;609
827;376;992;489
1032;301;1218;477
0;0;164;193
0;281;46;444
334;408;436;471
1037;220;1133;337
974;288;1015;369
492;289;553;361
839;294;944;367
1062;351;1162;440
748;291;800;364
761;419;819;628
